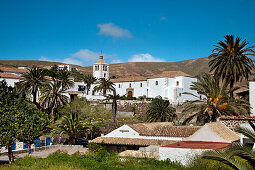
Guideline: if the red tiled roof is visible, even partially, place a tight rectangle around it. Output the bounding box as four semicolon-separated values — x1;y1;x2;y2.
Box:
162;141;231;150
151;71;192;79
128;122;201;137
110;71;191;83
0;66;28;73
0;73;23;79
91;137;177;146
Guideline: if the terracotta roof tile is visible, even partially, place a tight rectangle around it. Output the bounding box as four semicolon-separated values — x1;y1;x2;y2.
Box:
162;141;231;149
206;122;240;142
152;71;192;78
0;73;23;79
91;137;177;146
0;66;28;73
128;122;201;137
110;71;191;83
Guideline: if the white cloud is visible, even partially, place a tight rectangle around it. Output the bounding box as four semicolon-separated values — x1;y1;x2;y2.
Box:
39;56;83;66
97;23;132;38
160;16;167;21
71;49;99;62
62;58;83;66
39;56;51;61
111;59;123;64
128;53;165;62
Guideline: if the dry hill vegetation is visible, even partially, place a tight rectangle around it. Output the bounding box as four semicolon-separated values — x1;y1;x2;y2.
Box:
0;57;210;77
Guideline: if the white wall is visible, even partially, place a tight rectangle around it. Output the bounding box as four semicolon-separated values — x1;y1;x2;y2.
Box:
159;147;208;165
105;125;183;141
114;81;147;97
249;82;255;116
93;63;109;80
0;78;21;87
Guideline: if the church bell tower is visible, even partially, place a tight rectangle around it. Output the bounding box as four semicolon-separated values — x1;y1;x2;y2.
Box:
93;51;109;80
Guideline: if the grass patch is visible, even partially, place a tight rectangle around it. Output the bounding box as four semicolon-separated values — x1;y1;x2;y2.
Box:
0;150;231;170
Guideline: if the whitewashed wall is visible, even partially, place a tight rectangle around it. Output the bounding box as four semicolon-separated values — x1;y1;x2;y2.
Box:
159;147;208;165
0;78;21;87
249;82;255;116
114;81;147;97
105;125;183;141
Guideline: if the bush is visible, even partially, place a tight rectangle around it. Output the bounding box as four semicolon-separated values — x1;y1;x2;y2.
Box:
88;142;106;153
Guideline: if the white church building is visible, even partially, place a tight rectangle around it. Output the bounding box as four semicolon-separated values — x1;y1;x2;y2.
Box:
67;53;199;103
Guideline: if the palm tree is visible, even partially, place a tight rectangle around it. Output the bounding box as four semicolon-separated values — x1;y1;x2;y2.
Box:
83;74;97;95
40;80;69;121
53;111;86;144
182;73;249;125
146;97;176;122
106;89;121;122
19;67;46;108
202;120;255;169
57;70;74;90
209;35;255;99
93;78;115;96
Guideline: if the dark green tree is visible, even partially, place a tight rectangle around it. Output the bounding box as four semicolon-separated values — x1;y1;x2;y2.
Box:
209;35;255;99
182;73;249;125
93;78;115;96
19;67;46;108
83;74;97;95
0;80;47;163
146;97;176;122
106;89;121;122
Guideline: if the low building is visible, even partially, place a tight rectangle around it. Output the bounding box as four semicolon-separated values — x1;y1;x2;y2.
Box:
56;64;72;71
158;122;240;164
91;122;201;152
159;141;231;165
0;72;23;87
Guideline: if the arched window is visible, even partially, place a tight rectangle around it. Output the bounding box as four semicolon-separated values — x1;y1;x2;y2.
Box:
155;81;158;86
104;73;106;77
179;93;182;97
129;83;131;88
119;84;121;88
140;83;142;87
176;81;179;86
95;65;99;71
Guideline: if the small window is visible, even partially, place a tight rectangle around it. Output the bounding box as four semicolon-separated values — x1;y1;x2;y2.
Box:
155;81;158;86
103;66;107;71
104;73;106;77
179;93;182;97
95;65;99;71
78;85;85;91
129;83;131;88
176;81;179;86
140;83;142;87
200;95;202;100
119;84;121;88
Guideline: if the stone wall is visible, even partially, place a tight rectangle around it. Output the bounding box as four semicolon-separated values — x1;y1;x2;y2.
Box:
219;117;255;131
117;100;151;118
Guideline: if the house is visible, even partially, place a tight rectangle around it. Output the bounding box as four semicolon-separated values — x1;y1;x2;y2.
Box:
0;72;23;87
0;66;28;76
68;53;199;103
91;122;201;152
158;122;240;165
56;64;72;71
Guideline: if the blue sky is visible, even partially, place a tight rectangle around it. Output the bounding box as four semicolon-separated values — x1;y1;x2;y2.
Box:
1;0;255;66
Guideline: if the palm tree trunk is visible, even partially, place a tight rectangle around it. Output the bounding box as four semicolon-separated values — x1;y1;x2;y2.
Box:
111;99;117;122
230;79;234;100
8;145;14;164
103;89;106;96
86;84;90;95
